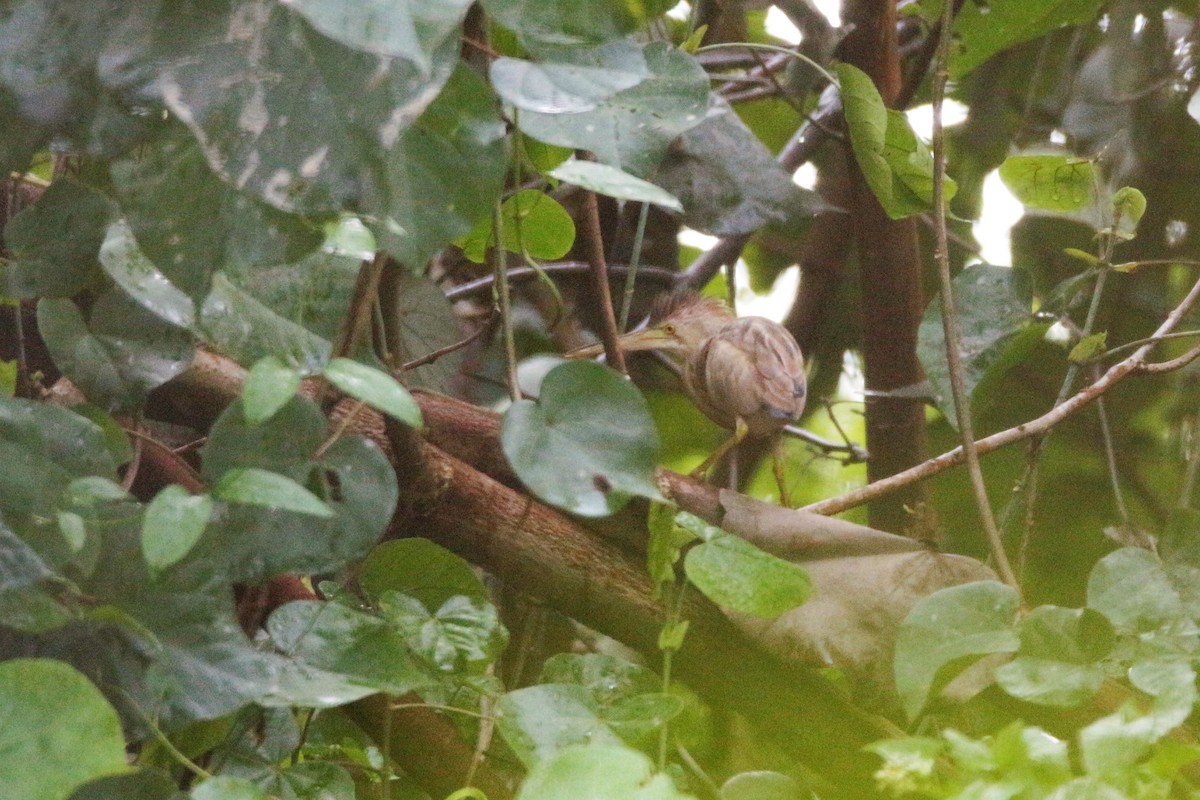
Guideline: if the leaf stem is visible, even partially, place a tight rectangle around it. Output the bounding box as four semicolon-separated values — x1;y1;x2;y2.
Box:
619;202;650;332
929;0;1018;591
694;42;838;87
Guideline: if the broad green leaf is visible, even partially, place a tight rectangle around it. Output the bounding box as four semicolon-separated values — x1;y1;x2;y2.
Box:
994;605;1113;707
0;398;118;519
950;0;1108;79
550;159;683;211
112;127;322;300
2;178;113;298
0;659;129;800
0;585;72;633
497;684;626;767
198;273;332;374
656;101;825;234
917;264;1033;424
267;600;434;695
501;360;662;517
142;486;214;575
191;776;269;800
98;221;196;329
481;0;645;51
1112;186;1147;228
372;63;509;267
324;357;423;427
837;63;956;219
1068;331;1107;363
999;154;1096;213
199;399;397;581
243;357;303;425
247;761;356;800
516;745;694;800
0;524;52;591
213;467;334;518
70;404;135;466
458;189;576;263
720;771;803;800
894;581;1021;720
519;42;710;178
359;538;488;609
37;293;195;413
540;653;660;706
380;591;508;673
491;41;648;113
1087;547;1186;635
285;0;473;67
680;522;810;618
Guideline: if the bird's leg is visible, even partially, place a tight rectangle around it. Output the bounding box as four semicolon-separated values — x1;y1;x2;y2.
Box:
772;436;792;508
691;419;749;479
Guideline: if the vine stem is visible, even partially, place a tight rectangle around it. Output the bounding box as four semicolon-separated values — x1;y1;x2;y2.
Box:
494;200;520;401
803;270;1200;516
580;184;628;375
929;0;1019;590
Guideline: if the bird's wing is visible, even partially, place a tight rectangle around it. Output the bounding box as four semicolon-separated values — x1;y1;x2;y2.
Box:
693;317;806;432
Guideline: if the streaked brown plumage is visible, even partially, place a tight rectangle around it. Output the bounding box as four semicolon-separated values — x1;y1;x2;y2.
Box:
571;291;806;496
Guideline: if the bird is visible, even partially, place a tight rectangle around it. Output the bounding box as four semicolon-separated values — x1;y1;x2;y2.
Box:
570;291;807;503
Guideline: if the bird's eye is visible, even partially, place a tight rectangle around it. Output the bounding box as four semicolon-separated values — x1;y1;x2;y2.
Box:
663;323;676;335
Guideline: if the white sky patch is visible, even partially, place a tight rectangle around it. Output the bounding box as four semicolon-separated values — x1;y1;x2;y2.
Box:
765;6;802;44
736;262;798;322
904;100;969;141
811;0;842;27
666;1;691;21
975;169;1024;265
793;162;817;189
678;227;718;252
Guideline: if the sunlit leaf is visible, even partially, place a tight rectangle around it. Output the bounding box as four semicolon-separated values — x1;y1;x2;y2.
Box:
458;189;576;263
999;154;1096;213
550;159;683;211
142;486;214;575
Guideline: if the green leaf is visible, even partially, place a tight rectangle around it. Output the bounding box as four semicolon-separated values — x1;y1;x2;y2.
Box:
198;273;332;374
37;293;195;413
515;745;694;800
380;591;508;673
894;581;1021;721
142;486;214;575
243;357;303;425
98;221;197;329
681;522;810;618
112;127;322;301
656;101;825;234
550;159;683;211
994;606;1112;707
458;189;576;263
950;0;1108;79
501;360;662;517
917;264;1033;424
491;42;648;113
323;357;423;427
212;467;335;518
285;0;473;67
359;538;488;609
1087;548;1186;635
540;653;660;705
0;659;129;800
68;768;181;800
375;269;467;392
497;685;626;767
191;776;269;800
267;600;434;696
1068;331;1107;364
481;0;643;51
720;771;803;800
1112;186;1147;228
999;154;1096;213
647;501;696;590
0;397;118;520
837;63;956;219
518;42;710;178
0;585;72;634
2;178;113;298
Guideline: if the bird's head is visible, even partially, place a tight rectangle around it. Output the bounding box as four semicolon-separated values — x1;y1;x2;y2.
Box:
567;291;733;358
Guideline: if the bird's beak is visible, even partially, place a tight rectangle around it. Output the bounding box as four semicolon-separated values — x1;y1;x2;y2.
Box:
565;327;676;358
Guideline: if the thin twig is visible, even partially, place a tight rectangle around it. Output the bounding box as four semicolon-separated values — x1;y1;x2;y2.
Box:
493;201;520;401
580;185;627;374
399;315;494;372
805;271;1200;516
929;0;1018;590
619;203;651;332
445;261;680;302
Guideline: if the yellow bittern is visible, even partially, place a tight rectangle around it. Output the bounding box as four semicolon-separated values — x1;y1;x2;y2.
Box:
571;292;807;503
